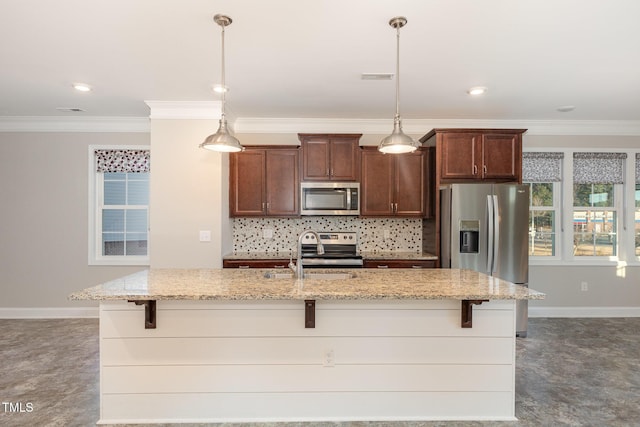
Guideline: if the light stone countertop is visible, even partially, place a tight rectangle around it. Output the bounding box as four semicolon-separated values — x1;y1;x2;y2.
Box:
69;268;545;301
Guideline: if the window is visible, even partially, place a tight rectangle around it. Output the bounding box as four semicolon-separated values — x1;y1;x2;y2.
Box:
89;147;150;265
572;152;626;258
523;152;563;258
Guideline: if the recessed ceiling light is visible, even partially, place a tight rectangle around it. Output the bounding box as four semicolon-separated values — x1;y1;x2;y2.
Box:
467;86;487;96
73;83;92;92
557;105;576;112
212;84;228;93
362;73;394;80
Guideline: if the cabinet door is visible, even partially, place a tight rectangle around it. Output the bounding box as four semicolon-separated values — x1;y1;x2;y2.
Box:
223;260;290;269
440;132;481;180
265;149;299;216
363;260;436;269
360;149;394;216
394;151;425;216
330;137;360;181
301;137;330;180
230;150;266;216
481;133;521;181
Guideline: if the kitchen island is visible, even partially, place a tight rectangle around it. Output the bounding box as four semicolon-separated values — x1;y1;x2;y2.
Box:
70;268;544;424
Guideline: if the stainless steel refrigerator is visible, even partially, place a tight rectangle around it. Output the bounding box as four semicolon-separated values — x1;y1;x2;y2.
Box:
440;183;529;337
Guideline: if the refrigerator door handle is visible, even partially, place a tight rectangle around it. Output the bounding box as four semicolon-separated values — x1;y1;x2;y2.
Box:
492;194;500;276
486;194;494;274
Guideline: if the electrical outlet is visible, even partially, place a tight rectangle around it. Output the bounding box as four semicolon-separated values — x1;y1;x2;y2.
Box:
199;230;211;242
262;228;273;239
383;229;391;240
581;281;588;291
323;349;335;367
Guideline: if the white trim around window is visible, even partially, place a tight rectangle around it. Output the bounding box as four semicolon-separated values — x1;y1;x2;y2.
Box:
88;145;150;266
525;148;640;266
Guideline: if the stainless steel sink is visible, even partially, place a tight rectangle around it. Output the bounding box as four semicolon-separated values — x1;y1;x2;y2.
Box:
263;271;356;280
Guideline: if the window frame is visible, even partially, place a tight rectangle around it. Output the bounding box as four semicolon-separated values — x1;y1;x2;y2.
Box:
527;181;562;261
88;145;150;266
570;182;621;260
525;149;637;266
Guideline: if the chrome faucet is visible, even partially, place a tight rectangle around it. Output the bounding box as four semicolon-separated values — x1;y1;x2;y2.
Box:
289;230;324;278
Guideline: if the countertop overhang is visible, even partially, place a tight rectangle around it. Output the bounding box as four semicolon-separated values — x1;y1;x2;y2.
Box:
69;268;545;302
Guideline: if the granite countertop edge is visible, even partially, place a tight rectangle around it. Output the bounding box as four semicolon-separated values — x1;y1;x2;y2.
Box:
69;268;545;302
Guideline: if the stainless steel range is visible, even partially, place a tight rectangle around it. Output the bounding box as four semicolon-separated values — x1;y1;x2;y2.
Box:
300;231;362;268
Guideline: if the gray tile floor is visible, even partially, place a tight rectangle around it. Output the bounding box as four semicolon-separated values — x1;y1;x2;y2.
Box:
1;317;639;427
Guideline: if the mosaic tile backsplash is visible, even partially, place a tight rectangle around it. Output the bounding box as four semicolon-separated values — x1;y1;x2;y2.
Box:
232;217;422;254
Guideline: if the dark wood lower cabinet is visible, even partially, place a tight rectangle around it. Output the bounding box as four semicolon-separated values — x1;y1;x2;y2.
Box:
363;260;436;269
222;260;290;269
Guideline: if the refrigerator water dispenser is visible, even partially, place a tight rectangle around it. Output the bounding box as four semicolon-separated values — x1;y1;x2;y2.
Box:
459;220;479;253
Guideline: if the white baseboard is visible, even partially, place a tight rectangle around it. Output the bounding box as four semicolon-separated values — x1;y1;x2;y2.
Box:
529;306;640;318
0;307;99;319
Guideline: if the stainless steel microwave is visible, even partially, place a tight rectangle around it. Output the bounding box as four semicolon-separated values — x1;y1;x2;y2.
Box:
300;182;360;216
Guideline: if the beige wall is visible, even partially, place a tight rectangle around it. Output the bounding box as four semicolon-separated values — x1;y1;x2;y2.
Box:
0;132;149;309
149;120;232;268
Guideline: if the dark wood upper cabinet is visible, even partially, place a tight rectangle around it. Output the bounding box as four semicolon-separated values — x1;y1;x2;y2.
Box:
230;146;299;217
360;147;428;217
299;134;361;181
423;129;524;183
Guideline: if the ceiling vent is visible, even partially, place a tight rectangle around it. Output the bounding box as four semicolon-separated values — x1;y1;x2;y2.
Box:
361;73;393;80
56;107;85;112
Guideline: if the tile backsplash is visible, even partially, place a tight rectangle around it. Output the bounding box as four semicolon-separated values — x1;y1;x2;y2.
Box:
232;217;422;254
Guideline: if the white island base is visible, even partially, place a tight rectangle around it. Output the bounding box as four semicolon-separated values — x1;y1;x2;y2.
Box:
98;298;518;424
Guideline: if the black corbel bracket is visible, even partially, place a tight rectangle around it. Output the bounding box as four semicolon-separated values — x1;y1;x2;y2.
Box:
128;300;157;329
305;300;316;328
461;299;489;328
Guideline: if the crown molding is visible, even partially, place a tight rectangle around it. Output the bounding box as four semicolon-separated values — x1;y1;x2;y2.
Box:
2;113;640;136
145;101;223;120
0;116;149;133
234;117;640;136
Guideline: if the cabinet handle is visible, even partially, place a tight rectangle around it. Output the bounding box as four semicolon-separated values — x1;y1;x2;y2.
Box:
377;265;389;269
330;168;334;176
262;202;266;212
473;164;478;175
483;165;487;176
326;168;330;177
395;203;398;213
238;265;250;269
273;265;285;268
411;265;423;269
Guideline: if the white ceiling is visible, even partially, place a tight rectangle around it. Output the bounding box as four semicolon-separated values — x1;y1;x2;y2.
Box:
1;0;639;126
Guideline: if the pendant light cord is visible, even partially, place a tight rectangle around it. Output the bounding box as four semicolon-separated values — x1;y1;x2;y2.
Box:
220;23;226;118
395;24;400;120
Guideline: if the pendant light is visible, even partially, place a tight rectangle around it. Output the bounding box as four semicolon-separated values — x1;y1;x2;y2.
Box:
200;14;243;153
378;16;420;154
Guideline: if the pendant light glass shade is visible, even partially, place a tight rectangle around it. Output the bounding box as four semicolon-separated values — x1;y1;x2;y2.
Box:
378;16;419;154
200;14;243;153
